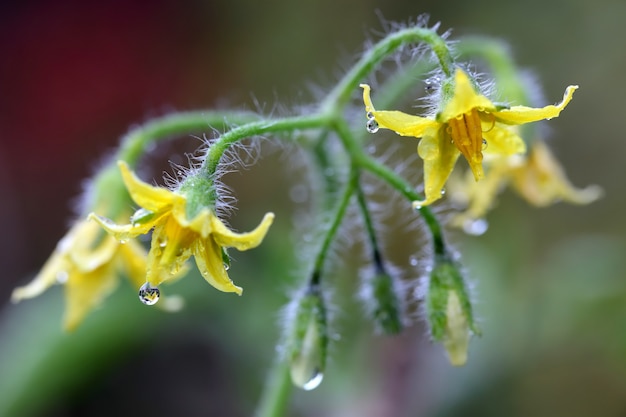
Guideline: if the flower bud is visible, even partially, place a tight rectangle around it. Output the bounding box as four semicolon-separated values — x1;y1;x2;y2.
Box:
425;258;479;366
361;269;404;335
287;285;328;391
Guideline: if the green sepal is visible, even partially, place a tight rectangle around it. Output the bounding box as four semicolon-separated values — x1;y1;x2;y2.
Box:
426;259;480;341
177;172;217;220
130;208;157;225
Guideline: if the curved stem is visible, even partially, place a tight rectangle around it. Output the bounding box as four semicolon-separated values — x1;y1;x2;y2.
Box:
310;166;358;284
322;26;453;112
117;110;260;166
332;119;447;257
203;115;329;176
355;178;385;274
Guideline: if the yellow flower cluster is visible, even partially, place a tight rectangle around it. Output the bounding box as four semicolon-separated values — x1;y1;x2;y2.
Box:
361;68;584;210
90;162;274;295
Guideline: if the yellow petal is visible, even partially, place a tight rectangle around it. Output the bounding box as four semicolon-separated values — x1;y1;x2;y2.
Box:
360;84;437;137
483;125;527;156
448;157;515;225
494;85;578;125
211;212;275;251
512;141;603;206
63;264;119;331
69;233;119;273
11;251;69;302
440;69;496;122
118;160;179;212
118;240;150;289
192;237;243;295
145;220;194;285
88;213;159;240
415;133;460;206
172;204;213;238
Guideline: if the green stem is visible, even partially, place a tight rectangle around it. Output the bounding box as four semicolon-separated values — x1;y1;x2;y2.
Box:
355;178;385;273
203;115;329;176
254;360;293;417
322;26;453;112
117;110;260;166
333;119;447;257
310;166;358;284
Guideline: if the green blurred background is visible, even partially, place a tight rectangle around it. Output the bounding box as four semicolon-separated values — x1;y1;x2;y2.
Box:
1;0;625;416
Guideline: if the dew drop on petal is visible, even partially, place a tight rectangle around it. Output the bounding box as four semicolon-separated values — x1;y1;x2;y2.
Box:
482;139;488;150
138;282;160;306
159;240;167;248
366;119;379;133
223;263;230;271
440;189;446;196
366;111;374;119
462;218;489;236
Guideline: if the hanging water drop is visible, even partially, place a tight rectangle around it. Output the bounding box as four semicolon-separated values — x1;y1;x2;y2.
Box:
366;118;379;133
440;189;446;196
366;111;374;119
223;263;230;271
482;139;488;150
138;282;160;305
463;218;489;236
301;369;324;391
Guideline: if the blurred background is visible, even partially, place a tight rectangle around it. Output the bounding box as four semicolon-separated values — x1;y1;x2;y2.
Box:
1;0;625;416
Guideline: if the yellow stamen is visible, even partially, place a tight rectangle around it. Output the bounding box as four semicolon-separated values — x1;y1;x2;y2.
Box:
448;109;484;180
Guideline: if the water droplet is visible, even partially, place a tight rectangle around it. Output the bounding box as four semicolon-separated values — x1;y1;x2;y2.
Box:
414;204;422;210
366;111;374;119
159;240;167;248
366;118;379;133
409;256;419;267
119;239;127;244
440;189;446;196
177;170;183;176
462;218;489;236
223;263;230;271
56;270;69;284
482;139;488;150
138;282;160;305
301;370;324;391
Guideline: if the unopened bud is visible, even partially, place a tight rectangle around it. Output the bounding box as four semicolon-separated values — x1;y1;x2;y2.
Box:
288;286;328;390
425;258;479;366
362;271;404;335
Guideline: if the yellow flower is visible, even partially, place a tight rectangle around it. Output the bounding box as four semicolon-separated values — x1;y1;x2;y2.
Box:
11;217;152;331
89;161;274;296
447;140;603;228
360;68;578;206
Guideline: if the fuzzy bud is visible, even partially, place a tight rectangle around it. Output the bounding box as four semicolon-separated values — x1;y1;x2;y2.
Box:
287;285;328;391
425;258;479;366
363;271;404;335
